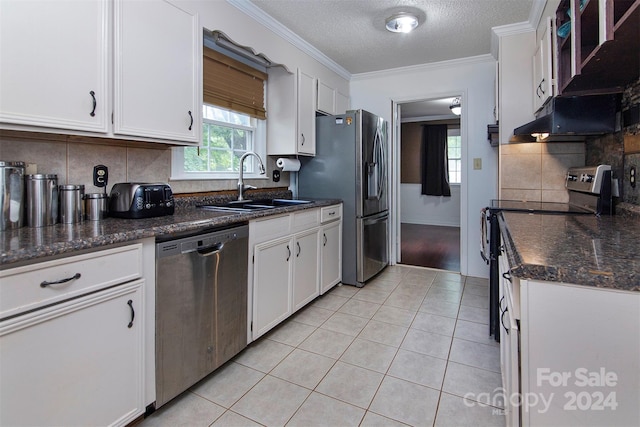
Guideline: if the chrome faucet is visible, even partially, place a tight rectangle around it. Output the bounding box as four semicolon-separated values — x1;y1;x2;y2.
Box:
237;151;266;201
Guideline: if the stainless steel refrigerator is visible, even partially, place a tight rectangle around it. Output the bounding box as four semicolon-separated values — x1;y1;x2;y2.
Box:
298;109;389;287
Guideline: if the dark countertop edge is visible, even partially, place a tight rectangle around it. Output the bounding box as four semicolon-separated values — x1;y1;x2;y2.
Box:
497;212;640;292
0;199;342;268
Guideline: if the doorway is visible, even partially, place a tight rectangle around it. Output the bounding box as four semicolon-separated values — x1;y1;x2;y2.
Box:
395;96;462;272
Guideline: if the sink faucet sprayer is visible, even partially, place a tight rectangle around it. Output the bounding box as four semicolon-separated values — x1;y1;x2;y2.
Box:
238;151;266;201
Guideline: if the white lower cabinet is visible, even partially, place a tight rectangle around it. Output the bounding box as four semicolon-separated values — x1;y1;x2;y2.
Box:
292;229;320;311
0;281;144;427
250;205;342;341
253;236;294;338
320;205;342;294
499;242;640;427
0;242;150;426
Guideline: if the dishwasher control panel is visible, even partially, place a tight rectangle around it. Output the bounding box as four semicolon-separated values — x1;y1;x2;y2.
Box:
156;226;249;258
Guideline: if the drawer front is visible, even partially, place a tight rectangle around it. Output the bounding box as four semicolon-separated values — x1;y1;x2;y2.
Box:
292;208;320;233
250;214;291;244
0;244;143;320
321;204;342;223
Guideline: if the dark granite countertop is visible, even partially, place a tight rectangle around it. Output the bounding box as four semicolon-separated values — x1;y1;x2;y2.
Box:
0;197;341;268
499;211;640;291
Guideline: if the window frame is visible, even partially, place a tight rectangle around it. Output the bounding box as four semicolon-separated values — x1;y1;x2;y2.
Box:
170;105;267;181
447;128;462;185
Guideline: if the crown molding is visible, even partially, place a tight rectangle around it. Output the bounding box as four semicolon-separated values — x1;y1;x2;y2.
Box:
490;20;535;59
227;0;351;80
528;0;547;30
351;54;495;81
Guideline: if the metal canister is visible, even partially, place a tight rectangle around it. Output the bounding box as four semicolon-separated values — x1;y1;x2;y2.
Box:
84;193;108;221
0;161;25;230
25;174;58;227
59;184;85;224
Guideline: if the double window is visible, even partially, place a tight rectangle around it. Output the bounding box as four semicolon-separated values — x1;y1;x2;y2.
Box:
172;45;267;180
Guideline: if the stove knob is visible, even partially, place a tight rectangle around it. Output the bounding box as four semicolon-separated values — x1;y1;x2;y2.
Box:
585;175;594;183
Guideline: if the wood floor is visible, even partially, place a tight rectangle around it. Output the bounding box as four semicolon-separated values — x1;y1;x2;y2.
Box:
400;223;460;271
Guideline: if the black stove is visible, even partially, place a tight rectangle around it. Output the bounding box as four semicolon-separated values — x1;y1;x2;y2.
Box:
483;165;615;342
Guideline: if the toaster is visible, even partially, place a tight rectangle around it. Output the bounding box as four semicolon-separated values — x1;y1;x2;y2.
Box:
109;183;174;219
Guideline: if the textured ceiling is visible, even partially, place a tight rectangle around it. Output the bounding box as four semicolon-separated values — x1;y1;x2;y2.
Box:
248;0;535;74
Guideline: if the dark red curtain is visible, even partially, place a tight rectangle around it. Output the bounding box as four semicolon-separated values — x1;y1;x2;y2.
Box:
421;124;451;196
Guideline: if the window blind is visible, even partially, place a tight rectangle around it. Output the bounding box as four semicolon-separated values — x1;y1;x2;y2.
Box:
203;47;267;119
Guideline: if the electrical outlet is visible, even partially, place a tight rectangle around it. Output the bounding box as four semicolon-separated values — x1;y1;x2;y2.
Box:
473;158;482;170
272;169;281;182
631;166;636;188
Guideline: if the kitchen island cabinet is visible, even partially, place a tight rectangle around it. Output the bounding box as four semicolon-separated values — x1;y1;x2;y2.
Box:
0;243;149;426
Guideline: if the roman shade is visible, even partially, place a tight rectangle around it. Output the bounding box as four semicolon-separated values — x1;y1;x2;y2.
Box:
203;47;268;119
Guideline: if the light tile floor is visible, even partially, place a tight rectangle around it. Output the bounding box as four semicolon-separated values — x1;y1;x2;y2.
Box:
141;265;506;427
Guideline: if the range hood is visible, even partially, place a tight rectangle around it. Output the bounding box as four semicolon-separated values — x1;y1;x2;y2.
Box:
513;94;619;141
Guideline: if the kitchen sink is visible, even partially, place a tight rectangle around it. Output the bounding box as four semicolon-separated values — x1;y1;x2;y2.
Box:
197;199;312;213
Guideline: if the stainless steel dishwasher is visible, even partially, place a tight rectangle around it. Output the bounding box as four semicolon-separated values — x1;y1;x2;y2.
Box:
155;224;249;408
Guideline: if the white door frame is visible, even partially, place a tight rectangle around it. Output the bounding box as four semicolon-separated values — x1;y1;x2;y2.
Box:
390;89;468;276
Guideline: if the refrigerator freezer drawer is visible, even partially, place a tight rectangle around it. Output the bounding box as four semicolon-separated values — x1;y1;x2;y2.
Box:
356;211;389;284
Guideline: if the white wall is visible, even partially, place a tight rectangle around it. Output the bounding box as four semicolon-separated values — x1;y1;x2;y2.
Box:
350;56;498;278
401;184;461;227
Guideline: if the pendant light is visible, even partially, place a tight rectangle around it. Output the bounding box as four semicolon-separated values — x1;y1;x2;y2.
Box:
449;97;461;115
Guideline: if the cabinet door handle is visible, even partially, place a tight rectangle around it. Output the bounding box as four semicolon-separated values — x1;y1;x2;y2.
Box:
323;233;327;246
539;78;546;95
296;241;301;257
89;91;96;117
300;133;305;145
501;306;509;334
127;299;135;328
499;296;505;311
286;244;291;261
502;272;512;282
40;272;81;288
188;110;193;131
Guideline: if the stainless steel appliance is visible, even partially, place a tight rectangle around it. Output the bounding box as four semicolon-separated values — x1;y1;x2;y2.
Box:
1;161;25;230
155;224;248;408
482;164;615;341
298;109;388;287
109;183;174;219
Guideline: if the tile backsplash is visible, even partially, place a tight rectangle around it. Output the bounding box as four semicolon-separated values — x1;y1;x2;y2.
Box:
0;132;287;195
499;142;585;202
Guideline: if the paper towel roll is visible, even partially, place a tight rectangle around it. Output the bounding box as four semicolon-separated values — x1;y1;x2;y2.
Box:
276;158;301;172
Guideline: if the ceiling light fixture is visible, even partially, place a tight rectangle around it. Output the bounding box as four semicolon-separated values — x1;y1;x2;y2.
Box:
449;97;461;115
385;13;419;33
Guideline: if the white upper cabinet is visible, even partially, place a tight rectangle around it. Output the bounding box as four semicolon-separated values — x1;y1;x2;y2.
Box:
267;67;316;156
113;0;201;144
0;0;201;145
296;70;316;155
317;80;335;115
317;80;350;115
532;17;554;113
0;0;109;133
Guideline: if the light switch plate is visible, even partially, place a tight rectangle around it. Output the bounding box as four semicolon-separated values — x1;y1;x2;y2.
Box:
473;158;482;170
